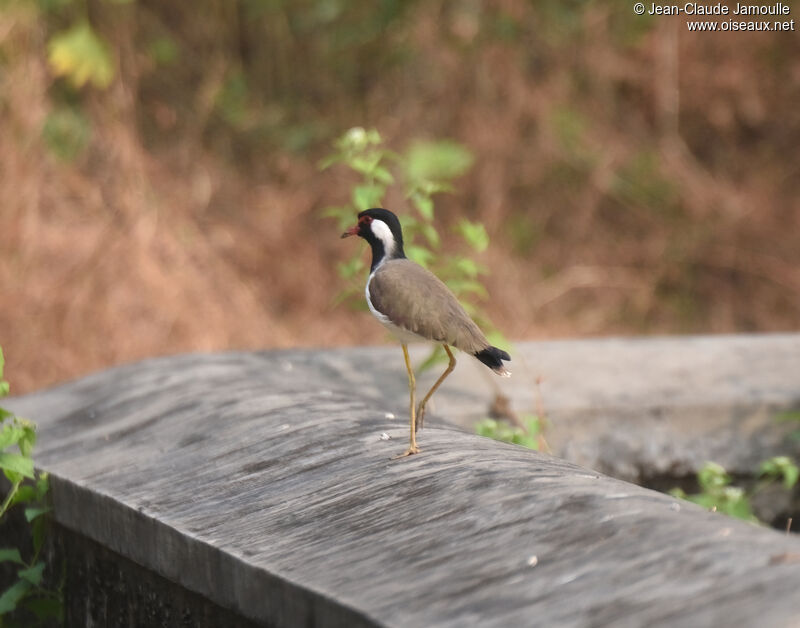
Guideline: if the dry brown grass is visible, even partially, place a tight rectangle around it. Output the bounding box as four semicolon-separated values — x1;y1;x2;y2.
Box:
2;3;799;394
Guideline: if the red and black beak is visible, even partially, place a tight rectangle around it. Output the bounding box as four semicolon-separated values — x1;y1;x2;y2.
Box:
340;224;359;239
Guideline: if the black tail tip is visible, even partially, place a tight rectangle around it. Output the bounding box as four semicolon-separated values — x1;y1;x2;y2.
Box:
474;346;511;377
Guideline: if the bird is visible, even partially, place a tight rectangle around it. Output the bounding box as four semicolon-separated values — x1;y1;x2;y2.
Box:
341;208;511;458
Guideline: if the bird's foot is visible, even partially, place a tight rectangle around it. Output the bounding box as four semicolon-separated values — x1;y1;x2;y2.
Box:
393;445;420;459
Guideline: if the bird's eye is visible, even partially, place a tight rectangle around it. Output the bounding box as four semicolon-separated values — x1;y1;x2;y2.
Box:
361;216;373;225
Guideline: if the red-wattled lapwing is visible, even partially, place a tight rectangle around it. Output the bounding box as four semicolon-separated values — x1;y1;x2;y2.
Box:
341;208;511;457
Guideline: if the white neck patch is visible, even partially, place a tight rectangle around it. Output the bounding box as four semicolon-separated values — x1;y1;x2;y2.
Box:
370;219;396;259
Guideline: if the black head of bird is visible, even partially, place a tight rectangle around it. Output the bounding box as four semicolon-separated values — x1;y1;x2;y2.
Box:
342;208;511;458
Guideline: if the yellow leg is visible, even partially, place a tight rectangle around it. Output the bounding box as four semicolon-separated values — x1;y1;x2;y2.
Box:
394;343;420;458
415;345;456;432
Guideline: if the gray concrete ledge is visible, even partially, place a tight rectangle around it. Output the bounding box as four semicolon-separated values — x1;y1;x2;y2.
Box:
429;333;800;481
5;336;800;627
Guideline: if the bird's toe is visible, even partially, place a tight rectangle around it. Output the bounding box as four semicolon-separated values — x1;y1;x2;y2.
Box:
393;445;421;459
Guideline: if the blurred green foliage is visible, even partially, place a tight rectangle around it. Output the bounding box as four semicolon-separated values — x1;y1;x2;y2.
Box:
41;106;91;162
47;21;114;89
2;0;798;374
476;415;544;450
0;348;60;625
613;150;680;216
759;455;799;491
670;462;758;522
322;127;509;366
671;448;799;525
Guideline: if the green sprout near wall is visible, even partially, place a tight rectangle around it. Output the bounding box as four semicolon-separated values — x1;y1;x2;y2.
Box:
670;455;799;525
0;348;61;625
475;415;545;450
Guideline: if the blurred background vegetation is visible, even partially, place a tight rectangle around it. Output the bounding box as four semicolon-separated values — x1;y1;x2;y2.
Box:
1;0;799;393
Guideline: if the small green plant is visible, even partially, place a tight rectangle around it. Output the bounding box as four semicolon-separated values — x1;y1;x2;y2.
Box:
321;127;508;368
0;348;60;625
475;415;544;450
670;456;799;525
670;408;800;526
758;455;800;491
670;462;758;522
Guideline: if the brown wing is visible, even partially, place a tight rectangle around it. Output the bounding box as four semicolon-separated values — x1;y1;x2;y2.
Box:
369;259;489;353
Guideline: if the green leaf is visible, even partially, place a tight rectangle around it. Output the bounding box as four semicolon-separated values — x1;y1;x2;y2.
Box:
23;595;63;621
336;256;365;280
720;492;756;522
14;419;37;457
782;465;798;490
32;516;47;555
0;579;30;614
11;484;36;505
697;461;730;493
47;21;115;89
364;128;382;145
420;223;440;248
405;245;434;268
0;424;25;451
457;219;489;252
475;418;538;450
405;140;474;182
450;257;484;279
321;206;356;230
25;506;51;522
320;205;352;218
445;279;488;299
671;461;758;522
415;179;454;196
18;562;45;586
0;548;23;564
372;166;394;185
0;452;35;479
523;415;543;437
36;473;50;499
759;456;799;490
318;154;342;170
399;215;419;234
352;184;384;210
475;418;498;438
350;155;381;176
411;194;434;220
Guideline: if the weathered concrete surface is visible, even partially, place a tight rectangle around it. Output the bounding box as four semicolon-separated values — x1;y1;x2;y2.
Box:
6;345;800;627
411;334;800;481
12;335;800;483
